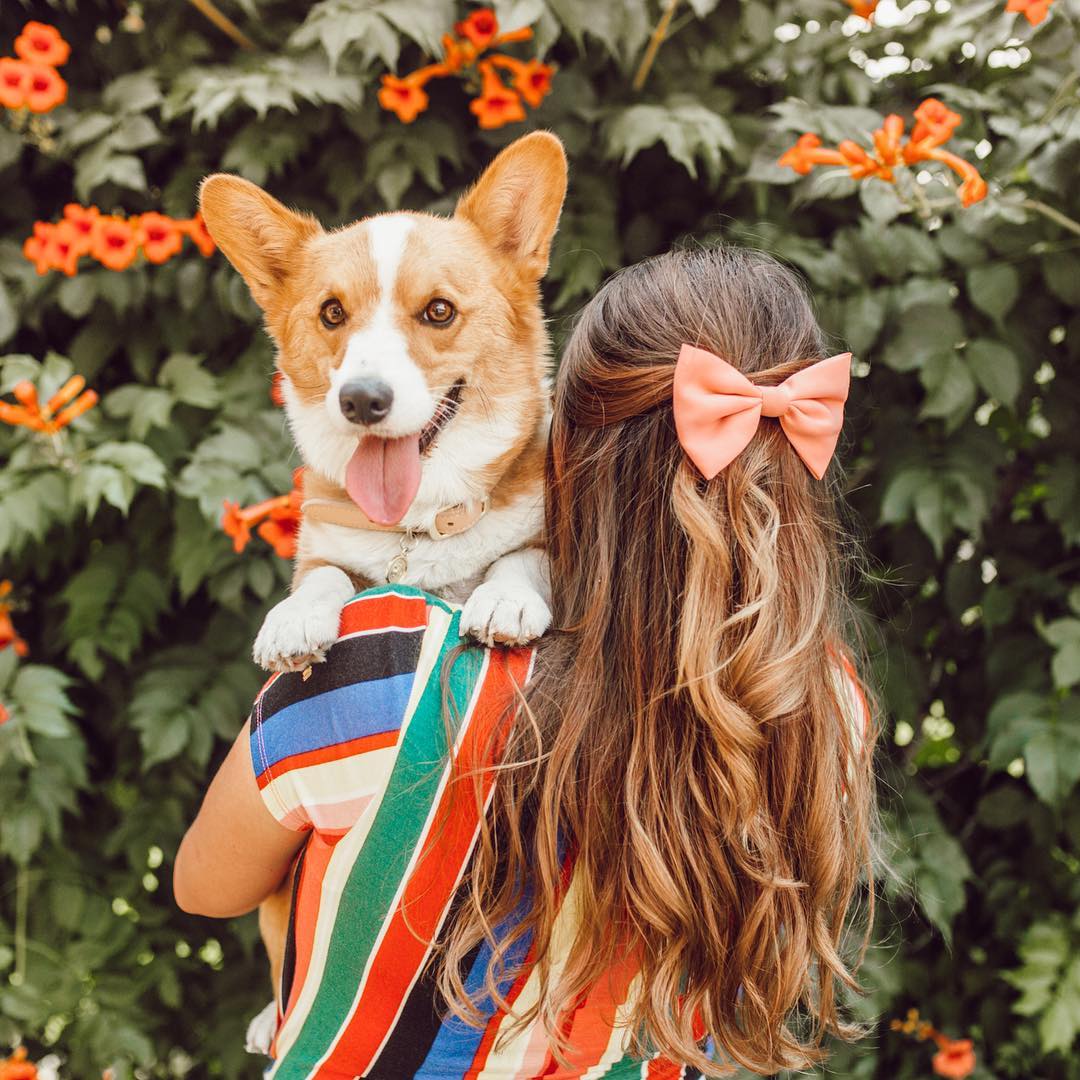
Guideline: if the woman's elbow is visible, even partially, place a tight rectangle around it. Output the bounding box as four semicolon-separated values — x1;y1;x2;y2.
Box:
173;837;257;918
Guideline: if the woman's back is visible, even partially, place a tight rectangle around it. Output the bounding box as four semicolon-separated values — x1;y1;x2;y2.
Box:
251;586;701;1078
251;584;865;1078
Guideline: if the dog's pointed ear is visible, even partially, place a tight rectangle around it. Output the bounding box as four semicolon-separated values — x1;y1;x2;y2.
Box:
199;174;321;308
454;131;567;281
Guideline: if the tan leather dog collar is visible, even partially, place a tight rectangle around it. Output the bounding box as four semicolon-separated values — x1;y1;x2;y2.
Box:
302;496;488;540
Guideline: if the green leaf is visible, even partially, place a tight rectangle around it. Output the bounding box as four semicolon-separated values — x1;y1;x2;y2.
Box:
10;665;77;739
0;282;16;346
881;306;964;372
1042;252;1080;306
605;97;735;184
548;0;650;60
967;263;1020;320
57;275;98;319
159;354;221;409
1043;619;1080;689
919;352;977;431
967;339;1021;407
1024;720;1080;805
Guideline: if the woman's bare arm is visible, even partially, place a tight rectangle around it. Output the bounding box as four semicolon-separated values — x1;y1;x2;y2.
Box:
173;719;305;918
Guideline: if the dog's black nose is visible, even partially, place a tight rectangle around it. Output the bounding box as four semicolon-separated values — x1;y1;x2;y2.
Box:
339;378;393;425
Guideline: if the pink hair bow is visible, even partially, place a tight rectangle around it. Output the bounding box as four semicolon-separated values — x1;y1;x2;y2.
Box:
672;345;852;480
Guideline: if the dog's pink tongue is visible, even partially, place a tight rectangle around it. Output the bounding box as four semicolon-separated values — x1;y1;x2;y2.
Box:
345;435;421;525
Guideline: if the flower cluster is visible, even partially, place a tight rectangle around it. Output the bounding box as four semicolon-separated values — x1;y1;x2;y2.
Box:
847;0;1052;25
891;1009;976;1079
23;205;215;276
846;0;880;18
378;8;554;129
1007;0;1054;24
222;468;304;560
0;581;28;659
0;579;28;730
779;97;987;207
0;22;70;114
0;376;98;434
0;1046;37;1079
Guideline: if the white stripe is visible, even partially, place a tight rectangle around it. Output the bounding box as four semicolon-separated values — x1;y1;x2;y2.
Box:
308;632;493;1075
268;603;455;1075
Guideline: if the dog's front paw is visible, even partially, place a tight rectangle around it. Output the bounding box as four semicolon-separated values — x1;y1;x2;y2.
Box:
460;581;552;647
253;567;355;672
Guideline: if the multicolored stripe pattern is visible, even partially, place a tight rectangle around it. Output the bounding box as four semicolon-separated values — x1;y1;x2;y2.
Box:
250;586;701;1079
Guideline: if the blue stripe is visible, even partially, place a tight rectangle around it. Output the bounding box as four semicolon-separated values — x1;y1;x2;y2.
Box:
253;671;415;772
414;883;534;1079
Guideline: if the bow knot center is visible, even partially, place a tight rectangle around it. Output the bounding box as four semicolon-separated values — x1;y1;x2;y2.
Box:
759;385;791;418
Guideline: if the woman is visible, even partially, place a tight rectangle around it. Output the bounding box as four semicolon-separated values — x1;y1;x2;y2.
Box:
175;244;876;1078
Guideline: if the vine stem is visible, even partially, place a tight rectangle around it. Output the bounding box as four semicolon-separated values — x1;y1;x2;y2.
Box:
1019;197;1080;239
632;0;681;91
13;866;27;986
185;0;256;50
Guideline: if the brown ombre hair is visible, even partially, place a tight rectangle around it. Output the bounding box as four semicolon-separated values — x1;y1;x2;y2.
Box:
438;244;877;1074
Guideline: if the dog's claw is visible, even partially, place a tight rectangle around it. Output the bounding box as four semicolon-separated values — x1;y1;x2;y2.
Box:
253;567;354;672
460;581;551;647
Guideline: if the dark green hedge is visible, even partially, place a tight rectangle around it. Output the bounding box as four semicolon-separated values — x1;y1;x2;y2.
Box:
1;0;1078;1076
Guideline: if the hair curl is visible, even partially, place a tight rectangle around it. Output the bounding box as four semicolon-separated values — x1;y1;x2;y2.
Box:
436;244;878;1075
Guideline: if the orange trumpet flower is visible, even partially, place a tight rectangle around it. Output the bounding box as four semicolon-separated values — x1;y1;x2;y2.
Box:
455;8;499;49
91;216;139;270
14;22;71;67
222;471;304;558
0;581;29;659
778;97;986;207
470;62;525;130
136;212;184;264
23;62;66;113
1006;0;1054;23
0;58;29;109
0;376;99;434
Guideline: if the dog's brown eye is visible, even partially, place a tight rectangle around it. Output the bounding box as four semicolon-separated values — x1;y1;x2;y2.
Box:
320;298;347;329
423;298;455;326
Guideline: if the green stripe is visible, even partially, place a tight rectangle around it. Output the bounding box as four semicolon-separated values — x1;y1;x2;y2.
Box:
271;604;483;1076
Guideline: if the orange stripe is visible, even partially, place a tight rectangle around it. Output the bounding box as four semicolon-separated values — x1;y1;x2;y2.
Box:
537;952;640;1078
277;833;334;1041
337;591;429;637
318;646;533;1074
255;728;399;789
645;1059;684;1079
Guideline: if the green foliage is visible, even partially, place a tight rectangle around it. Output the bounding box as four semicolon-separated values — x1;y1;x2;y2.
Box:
0;0;1078;1076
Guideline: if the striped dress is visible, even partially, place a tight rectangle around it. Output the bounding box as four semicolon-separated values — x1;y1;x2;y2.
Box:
250;585;701;1079
249;585;865;1079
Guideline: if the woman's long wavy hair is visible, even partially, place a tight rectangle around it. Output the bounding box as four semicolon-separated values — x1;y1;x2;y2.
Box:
436;244;878;1075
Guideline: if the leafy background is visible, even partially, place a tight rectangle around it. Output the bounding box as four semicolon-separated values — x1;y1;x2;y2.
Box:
1;0;1079;1076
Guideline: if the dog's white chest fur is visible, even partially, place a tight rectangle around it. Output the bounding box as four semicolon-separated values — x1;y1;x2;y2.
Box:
302;490;543;600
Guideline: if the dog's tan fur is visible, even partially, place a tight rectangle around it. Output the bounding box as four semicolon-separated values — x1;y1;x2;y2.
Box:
200;133;567;1018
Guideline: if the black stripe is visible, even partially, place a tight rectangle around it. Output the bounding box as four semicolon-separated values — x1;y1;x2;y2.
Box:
252;627;425;729
366;822;520;1079
279;843;307;1010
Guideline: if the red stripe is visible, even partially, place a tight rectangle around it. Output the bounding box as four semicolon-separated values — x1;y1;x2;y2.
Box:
276;833;334;1044
337;592;429;638
646;1059;684;1079
537;950;640;1078
462;944;537;1080
318;645;534;1074
465;788;578;1079
255;729;399;789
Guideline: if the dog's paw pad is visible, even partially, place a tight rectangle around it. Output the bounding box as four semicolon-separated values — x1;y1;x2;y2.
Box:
461;582;552;647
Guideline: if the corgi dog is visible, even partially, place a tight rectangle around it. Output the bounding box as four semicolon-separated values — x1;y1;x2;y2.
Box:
198;132;567;1043
199;131;566;675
